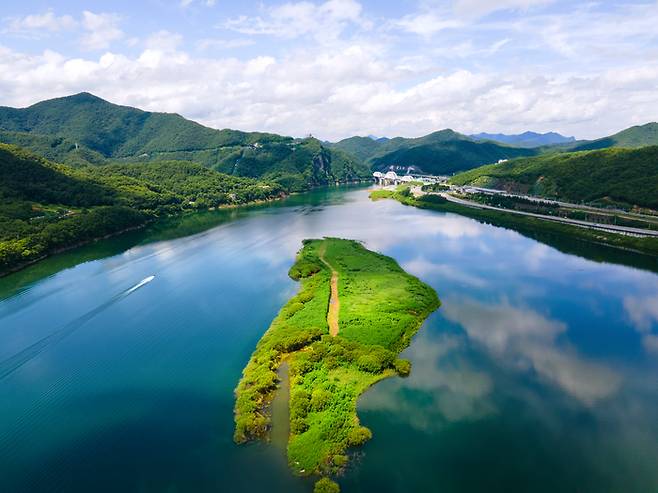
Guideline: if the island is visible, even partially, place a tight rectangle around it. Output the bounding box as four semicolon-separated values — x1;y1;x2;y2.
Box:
234;238;440;492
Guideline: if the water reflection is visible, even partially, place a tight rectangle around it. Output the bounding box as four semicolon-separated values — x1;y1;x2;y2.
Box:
360;329;495;430
1;186;658;492
623;292;658;353
442;296;620;404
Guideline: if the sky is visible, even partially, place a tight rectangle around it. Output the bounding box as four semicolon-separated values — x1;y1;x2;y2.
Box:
1;0;657;141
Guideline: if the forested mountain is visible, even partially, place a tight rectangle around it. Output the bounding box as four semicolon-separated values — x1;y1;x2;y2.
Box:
470;131;575;148
0;93;369;190
451;146;658;210
569;123;658;152
325;136;384;162
0;143;284;273
330;129;536;175
0;129;108;166
0;92;282;158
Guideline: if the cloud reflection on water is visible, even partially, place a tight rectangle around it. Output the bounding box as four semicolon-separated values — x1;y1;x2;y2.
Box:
360;330;495;431
442;297;621;405
623;292;658;354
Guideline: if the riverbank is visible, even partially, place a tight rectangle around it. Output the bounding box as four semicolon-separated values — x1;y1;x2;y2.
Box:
234;238;440;492
0;180;374;279
0;191;293;278
370;189;658;259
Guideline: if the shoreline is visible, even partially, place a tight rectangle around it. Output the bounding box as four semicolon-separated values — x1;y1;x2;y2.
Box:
0;221;153;279
0;181;370;279
370;189;658;261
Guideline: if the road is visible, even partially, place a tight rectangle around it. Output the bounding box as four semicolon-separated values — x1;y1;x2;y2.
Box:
464;186;658;224
413;188;658;238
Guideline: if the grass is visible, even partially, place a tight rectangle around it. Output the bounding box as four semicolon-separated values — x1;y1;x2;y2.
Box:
370;189;658;259
234;238;440;490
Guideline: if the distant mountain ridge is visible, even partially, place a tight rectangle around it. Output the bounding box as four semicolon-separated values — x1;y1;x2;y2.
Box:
330;129;537;175
471;131;576;148
0;93;369;191
569;123;658;152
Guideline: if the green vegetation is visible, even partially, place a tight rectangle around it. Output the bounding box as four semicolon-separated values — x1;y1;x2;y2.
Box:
467;193;658;231
570;122;658;151
451;146;658;210
369;189;658;257
0;143;284;275
314;477;341;493
234;238;439;488
0;93;369;191
330;130;536;175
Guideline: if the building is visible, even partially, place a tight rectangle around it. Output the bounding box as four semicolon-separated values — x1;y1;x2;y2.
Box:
373;171;401;185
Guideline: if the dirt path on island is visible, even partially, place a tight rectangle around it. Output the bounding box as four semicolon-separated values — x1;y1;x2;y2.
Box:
319;246;340;337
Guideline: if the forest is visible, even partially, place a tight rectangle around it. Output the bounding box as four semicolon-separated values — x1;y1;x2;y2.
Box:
0;143;284;274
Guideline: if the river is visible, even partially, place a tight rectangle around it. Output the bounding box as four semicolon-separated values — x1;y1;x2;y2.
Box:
1;185;657;492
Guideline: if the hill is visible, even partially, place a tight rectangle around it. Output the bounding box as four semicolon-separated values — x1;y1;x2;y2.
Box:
331;129;536;175
569;123;658;152
0;93;369;190
451;146;658;210
0;129;108;166
471;131;575;148
0;143;284;274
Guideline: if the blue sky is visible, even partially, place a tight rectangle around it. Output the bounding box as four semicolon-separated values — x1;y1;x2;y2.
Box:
1;0;657;140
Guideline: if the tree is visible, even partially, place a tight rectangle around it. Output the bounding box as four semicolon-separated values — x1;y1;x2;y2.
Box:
314;477;340;493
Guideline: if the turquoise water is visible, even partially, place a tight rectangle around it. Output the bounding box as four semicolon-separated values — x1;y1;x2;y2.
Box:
1;186;657;492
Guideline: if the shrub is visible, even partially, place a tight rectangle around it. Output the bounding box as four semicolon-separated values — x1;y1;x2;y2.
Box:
348;426;372;446
314;478;340;493
394;358;412;377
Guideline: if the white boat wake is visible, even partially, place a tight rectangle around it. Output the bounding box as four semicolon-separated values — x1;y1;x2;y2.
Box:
125;275;155;295
0;275;156;380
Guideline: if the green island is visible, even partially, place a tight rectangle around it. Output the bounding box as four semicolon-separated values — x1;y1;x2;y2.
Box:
370;188;658;259
234;238;440;492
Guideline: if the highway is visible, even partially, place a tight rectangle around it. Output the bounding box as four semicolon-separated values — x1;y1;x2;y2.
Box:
412;188;658;238
464;186;658;224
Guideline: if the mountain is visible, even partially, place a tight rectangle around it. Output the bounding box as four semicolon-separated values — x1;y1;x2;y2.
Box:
0;92;281;158
451;146;658;210
470;131;576;148
569;123;658;152
0;93;369;191
0;129;108;166
0;143;284;273
327;136;385;162
331;129;537;175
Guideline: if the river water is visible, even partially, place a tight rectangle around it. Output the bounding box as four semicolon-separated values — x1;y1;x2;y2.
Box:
1;186;657;492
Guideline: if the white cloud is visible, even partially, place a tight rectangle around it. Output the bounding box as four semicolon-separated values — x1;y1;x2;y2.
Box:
623;293;658;354
394;12;463;37
145;30;183;52
1;37;658;140
359;332;496;429
5;11;77;36
442;297;621;404
223;0;366;43
80;11;124;51
196;38;255;50
2;2;658;140
181;0;217;7
403;258;489;288
624;293;658;333
453;0;555;18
